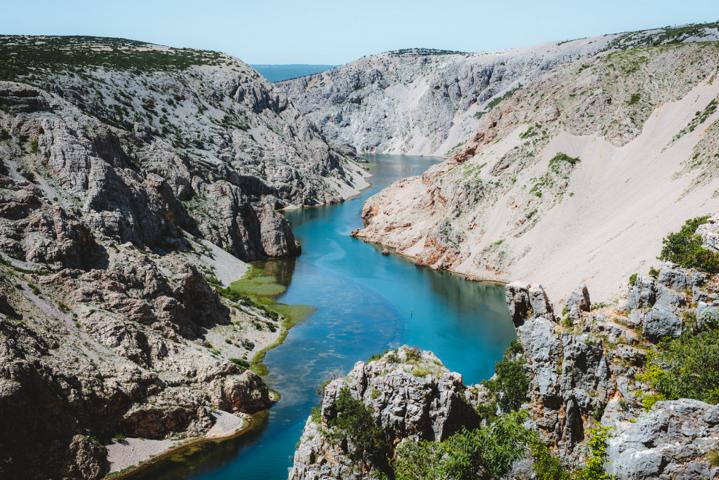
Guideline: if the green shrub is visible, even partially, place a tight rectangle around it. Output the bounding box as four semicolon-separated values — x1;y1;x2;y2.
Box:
529;435;570;480
327;388;387;462
482;356;529;413
659;216;719;273
204;274;222;289
505;338;524;356
27;283;41;295
574;425;615;480
648;267;660;279
229;357;250;370
627;93;641;105
549;153;581;173
368;350;388;362
628;273;638;286
404;346;422;362
638;328;719;404
310;406;322;424
707;449;719;467
393;411;530;480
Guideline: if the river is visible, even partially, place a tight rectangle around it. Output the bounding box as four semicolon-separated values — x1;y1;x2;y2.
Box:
129;155;515;480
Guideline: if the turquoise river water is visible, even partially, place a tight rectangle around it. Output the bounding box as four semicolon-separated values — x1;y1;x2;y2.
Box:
129;155;515;480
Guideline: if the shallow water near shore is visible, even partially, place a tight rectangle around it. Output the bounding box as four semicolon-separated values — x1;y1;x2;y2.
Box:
128;155;515;480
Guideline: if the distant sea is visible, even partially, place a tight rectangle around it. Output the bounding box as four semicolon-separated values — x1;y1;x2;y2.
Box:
251;64;334;83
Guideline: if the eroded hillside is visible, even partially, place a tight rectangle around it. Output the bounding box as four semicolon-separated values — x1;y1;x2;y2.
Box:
354;31;719;301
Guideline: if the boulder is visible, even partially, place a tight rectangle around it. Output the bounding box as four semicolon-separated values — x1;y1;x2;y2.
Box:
643;305;682;341
696;215;719;252
567;284;591;320
626;276;656;310
506;282;532;326
607;399;719;479
506;282;554;326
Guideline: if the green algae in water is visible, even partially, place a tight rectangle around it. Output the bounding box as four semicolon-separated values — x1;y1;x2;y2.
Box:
219;261;314;375
227;266;287;298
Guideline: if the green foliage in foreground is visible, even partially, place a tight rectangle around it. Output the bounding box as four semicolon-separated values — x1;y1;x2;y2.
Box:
480;339;530;416
327;388;388;463
659;216;719;274
393;412;529;480
483;356;529;414
574;425;615;480
638;327;719;405
394;411;571;480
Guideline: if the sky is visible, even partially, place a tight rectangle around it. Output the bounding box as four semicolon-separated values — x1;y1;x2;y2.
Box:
1;1;717;64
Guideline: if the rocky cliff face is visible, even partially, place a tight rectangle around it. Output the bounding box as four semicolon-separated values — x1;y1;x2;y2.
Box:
280;23;719;158
0;35;367;261
353;24;719;301
0;36;365;480
279;40;615;156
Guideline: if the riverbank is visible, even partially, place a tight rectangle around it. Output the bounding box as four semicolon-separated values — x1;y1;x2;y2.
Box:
350;232;510;285
105;411;269;480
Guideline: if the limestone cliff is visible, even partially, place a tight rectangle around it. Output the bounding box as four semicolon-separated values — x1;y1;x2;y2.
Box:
279;39;614;156
0;35;365;480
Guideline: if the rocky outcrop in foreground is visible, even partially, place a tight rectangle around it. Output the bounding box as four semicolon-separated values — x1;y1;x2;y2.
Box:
291;347;480;480
0;35;365;480
291;259;719;479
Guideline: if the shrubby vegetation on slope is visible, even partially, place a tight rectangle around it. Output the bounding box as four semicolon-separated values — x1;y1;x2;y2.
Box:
0;35;225;80
393;411;531;480
659;216;719;274
639;327;719;405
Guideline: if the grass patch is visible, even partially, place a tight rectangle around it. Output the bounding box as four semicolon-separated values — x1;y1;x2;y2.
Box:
218;263;314;376
225;265;288;298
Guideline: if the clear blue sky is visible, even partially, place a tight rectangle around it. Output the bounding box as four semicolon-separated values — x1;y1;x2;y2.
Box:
1;1;717;64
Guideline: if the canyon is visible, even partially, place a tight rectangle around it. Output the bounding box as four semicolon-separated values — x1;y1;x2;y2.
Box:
1;20;719;480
